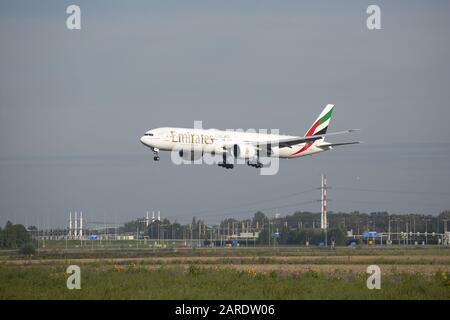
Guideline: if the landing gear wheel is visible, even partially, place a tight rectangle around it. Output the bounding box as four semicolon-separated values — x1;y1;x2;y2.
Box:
247;161;263;168
218;152;233;169
248;148;263;168
152;148;160;161
218;163;234;169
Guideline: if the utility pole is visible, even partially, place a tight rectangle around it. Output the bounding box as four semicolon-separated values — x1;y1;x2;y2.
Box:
69;212;72;239
65;213;69;249
210;225;213;247
274;210;279;249
217;225;219;247
388;216;391;244
406;221;409;246
74;212;78;239
80;211;83;246
321;174;328;247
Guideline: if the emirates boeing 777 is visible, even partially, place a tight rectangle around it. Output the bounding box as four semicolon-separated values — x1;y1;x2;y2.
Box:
140;104;361;169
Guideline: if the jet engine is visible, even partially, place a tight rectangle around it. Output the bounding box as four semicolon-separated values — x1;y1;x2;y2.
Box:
178;149;203;161
231;144;257;159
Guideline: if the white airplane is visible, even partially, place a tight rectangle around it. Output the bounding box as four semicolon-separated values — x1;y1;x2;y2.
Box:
140;104;361;169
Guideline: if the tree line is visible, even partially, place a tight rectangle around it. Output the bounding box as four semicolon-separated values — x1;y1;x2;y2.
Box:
118;209;450;246
0;221;31;249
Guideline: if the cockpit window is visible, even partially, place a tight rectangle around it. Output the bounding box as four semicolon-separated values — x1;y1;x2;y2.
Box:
145;133;154;136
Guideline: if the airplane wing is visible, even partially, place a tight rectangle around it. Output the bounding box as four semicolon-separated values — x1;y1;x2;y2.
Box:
221;129;360;153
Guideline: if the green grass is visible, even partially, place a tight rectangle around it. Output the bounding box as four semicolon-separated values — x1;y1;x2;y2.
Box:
0;265;449;300
1;246;449;299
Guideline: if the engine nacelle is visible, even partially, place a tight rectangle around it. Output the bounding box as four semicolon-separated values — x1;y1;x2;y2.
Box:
178;149;203;161
231;144;257;159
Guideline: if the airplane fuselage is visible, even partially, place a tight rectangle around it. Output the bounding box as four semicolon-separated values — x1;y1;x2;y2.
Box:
139;104;360;168
140;127;325;159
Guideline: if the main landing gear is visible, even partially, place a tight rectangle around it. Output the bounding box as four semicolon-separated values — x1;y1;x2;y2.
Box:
247;148;263;168
247;161;263;168
218;153;234;169
218;163;234;169
152;148;160;161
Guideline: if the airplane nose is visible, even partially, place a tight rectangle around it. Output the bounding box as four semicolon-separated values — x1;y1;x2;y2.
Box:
140;136;147;145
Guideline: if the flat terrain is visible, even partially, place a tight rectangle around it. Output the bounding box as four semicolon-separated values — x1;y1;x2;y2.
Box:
1;246;449;299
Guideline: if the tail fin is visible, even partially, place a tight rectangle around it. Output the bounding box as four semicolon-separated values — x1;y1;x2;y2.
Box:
304;104;334;137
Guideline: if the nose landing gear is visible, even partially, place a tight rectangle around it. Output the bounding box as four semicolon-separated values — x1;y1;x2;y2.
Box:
152;148;160;161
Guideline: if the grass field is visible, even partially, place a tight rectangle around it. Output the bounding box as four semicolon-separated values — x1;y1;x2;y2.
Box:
1;246;450;299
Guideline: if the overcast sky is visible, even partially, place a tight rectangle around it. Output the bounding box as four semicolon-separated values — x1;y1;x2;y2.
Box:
1;0;450;228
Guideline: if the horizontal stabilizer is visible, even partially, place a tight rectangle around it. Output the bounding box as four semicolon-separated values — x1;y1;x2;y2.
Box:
318;141;363;149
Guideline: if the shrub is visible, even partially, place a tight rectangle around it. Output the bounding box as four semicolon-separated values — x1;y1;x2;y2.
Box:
18;243;36;256
188;265;203;276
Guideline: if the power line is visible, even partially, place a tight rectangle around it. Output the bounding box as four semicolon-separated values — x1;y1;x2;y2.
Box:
260;199;318;211
165;187;319;219
179;199;319;221
332;199;444;208
333;186;450;196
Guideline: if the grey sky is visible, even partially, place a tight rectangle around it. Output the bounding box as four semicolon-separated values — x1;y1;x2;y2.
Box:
1;1;450;228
